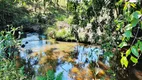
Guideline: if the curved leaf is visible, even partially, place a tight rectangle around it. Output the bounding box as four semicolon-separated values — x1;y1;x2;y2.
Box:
119;42;127;48
131;46;139;57
126;49;131;57
124;30;132;38
131;18;139;27
131;11;141;19
130;56;138;64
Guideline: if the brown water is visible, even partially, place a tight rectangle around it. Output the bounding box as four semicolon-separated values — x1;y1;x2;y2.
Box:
19;33;112;80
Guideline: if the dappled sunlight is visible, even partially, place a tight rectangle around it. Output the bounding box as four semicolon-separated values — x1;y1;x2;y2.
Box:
1;0;141;80
18;33;112;80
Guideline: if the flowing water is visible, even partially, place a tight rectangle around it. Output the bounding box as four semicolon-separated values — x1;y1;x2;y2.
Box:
19;33;111;80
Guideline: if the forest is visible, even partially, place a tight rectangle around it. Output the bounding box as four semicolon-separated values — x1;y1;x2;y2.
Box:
0;0;142;80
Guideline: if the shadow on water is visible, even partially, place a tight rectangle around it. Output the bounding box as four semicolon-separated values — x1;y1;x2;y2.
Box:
19;33;111;80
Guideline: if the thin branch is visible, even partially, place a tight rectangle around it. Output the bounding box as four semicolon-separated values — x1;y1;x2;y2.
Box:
131;27;140;46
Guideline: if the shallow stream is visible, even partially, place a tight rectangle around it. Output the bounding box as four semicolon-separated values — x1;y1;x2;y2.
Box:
19;33;111;80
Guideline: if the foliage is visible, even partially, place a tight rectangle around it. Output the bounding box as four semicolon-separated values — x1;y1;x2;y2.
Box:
0;0;68;32
0;26;27;80
0;58;26;80
0;26;21;58
55;28;75;41
0;0;29;27
66;0;119;50
36;70;63;80
115;1;142;67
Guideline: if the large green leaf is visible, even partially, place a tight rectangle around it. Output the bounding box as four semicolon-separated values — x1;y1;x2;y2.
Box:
130;56;138;64
131;46;139;57
119;42;127;48
131;11;141;19
131;18;139;27
120;56;128;67
124;30;132;38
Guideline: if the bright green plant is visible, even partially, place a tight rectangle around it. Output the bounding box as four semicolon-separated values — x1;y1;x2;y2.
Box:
0;26;21;58
0;58;26;80
115;1;142;67
55;28;75;41
0;26;27;79
36;70;63;80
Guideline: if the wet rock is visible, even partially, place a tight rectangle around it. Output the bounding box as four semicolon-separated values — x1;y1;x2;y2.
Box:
21;44;25;48
25;41;28;44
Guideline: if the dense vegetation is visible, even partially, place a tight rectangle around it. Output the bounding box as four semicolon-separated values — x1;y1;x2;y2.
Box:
0;0;142;80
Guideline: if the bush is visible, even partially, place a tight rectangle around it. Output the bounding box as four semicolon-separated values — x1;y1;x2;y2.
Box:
0;58;26;80
56;28;75;41
0;0;28;27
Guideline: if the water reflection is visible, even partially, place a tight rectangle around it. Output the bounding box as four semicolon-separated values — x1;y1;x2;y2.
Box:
19;33;110;80
55;61;73;80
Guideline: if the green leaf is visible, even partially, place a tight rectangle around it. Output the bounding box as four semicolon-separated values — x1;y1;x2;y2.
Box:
124;30;132;38
126;49;131;57
131;46;139;57
131;18;139;27
115;0;123;6
36;76;47;80
123;2;128;11
46;70;55;80
125;24;132;30
116;22;124;31
132;11;141;19
120;56;128;67
130;56;138;64
139;41;142;51
130;3;136;8
119;42;127;48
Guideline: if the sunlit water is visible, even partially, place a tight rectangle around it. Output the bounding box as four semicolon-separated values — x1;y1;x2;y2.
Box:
19;33;110;80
